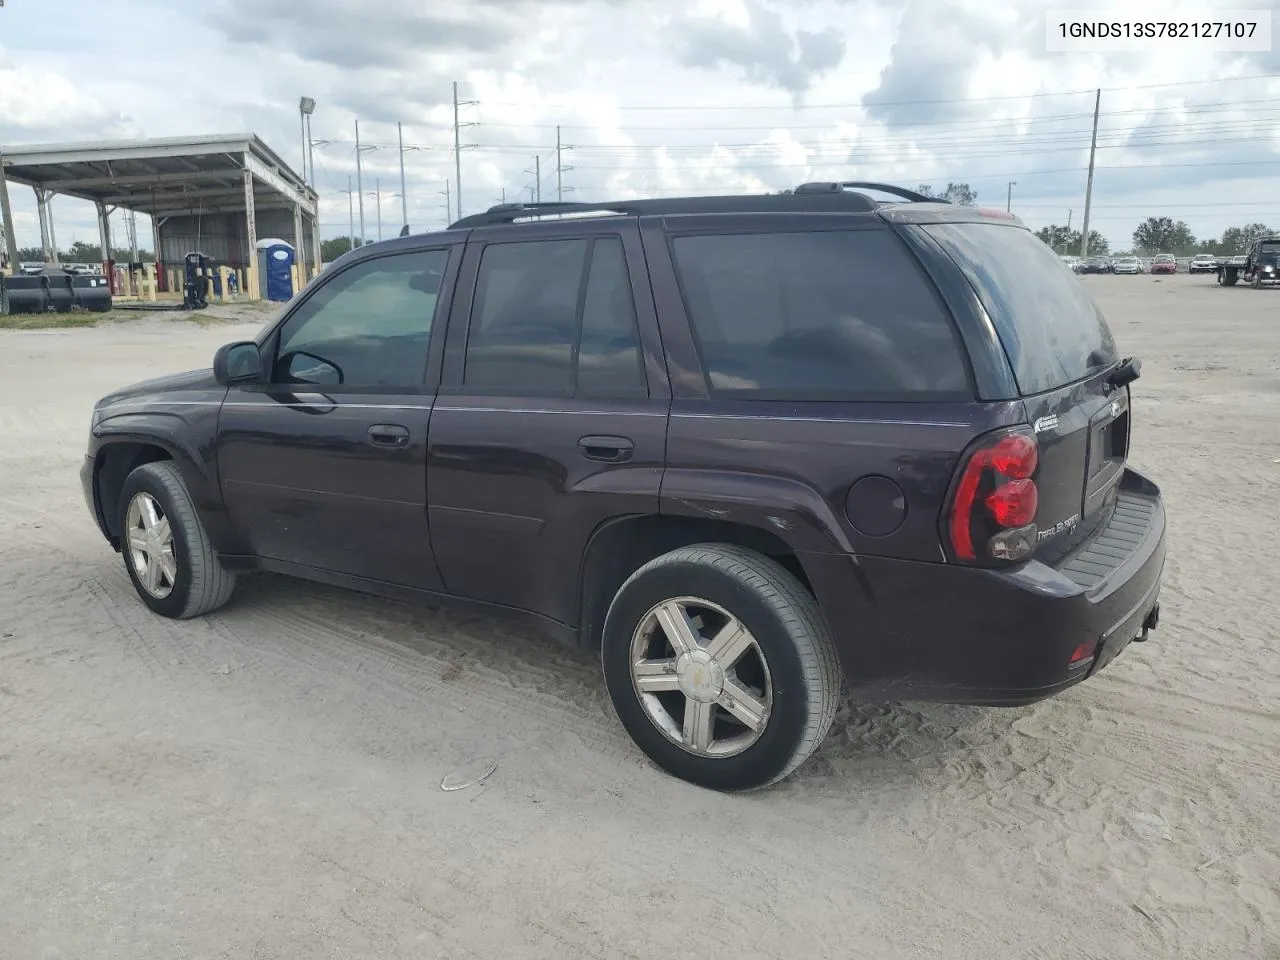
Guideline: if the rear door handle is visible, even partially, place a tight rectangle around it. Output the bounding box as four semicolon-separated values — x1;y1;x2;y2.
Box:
578;435;634;463
368;423;410;447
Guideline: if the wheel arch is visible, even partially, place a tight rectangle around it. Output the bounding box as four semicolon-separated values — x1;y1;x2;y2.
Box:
576;512;819;652
91;424;219;549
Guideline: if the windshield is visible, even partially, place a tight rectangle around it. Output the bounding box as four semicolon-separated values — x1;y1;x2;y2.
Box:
1259;241;1280;254
923;222;1118;395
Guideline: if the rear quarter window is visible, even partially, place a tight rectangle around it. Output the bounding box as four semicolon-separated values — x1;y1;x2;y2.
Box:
923;222;1118;396
670;229;971;400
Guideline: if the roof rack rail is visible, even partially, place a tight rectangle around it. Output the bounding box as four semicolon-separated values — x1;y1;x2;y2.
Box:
451;201;638;229
447;190;882;230
794;181;945;203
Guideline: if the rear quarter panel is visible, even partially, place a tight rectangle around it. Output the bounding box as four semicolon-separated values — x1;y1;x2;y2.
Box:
638;212;1026;562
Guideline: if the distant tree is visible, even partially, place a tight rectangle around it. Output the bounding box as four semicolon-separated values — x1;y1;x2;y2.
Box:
916;182;977;205
1132;217;1196;255
1034;224;1108;255
65;240;102;262
1218;223;1273;255
1082;230;1109;256
321;236;364;261
1035;224;1074;251
15;247;44;262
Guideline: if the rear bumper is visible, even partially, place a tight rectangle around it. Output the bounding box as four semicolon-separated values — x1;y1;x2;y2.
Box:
802;468;1167;705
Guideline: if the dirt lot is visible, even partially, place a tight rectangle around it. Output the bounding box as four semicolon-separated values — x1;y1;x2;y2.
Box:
1;273;1277;959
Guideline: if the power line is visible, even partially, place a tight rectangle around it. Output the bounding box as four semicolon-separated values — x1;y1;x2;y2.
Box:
475;96;1280;131
307;90;1280;150
475;72;1280;112
307;113;1280;159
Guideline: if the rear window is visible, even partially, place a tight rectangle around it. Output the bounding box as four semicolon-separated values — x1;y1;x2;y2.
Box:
670;230;971;399
923;222;1117;395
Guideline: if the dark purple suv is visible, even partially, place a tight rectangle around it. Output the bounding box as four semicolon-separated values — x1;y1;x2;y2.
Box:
80;182;1166;789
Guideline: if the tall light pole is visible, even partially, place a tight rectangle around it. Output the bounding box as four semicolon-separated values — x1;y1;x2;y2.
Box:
1006;180;1016;212
370;179;382;242
299;97;316;187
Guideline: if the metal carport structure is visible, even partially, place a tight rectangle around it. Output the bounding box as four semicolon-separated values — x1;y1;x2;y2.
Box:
0;134;320;297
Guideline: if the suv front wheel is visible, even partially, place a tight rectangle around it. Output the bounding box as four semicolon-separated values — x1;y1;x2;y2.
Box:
601;544;840;790
117;461;237;619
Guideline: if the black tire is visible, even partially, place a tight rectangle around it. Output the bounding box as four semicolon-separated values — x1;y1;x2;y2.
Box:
601;543;840;790
117;460;236;619
1252;272;1263;289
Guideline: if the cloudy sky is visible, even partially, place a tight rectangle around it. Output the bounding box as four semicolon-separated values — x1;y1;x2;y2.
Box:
2;0;1278;254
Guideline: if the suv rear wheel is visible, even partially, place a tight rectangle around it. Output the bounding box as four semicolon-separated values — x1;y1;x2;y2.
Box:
118;461;236;619
601;544;840;790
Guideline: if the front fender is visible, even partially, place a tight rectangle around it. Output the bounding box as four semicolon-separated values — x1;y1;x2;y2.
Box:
89;409;238;553
660;467;854;555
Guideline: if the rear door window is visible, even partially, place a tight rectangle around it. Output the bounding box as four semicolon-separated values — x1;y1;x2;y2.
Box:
463;236;648;397
923;222;1118;396
670;230;971;399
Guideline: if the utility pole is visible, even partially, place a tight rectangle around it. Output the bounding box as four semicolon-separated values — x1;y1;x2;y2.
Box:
342;175;355;251
1006;180;1016;213
525;156;542;203
374;178;382;242
1079;88;1101;260
440;180;451;229
453;82;463;221
355;119;366;250
397;121;409;231
556;126;563;202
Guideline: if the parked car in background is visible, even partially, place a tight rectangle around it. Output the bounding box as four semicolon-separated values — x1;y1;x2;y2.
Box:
1150;254;1177;275
1111;256;1142;275
1078;257;1113;274
1060;255;1081;272
79;182;1166;790
1188;255;1219;274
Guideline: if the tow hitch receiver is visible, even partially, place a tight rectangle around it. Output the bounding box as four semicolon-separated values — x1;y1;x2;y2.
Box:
1134;602;1160;643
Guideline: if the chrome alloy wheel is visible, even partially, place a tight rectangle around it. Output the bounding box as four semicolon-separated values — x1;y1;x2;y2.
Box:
629;597;773;758
125;492;177;599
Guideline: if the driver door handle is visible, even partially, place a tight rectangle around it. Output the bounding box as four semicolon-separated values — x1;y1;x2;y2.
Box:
368;423;410;447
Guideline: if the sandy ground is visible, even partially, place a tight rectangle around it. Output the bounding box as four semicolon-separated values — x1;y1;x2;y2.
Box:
1;273;1277;959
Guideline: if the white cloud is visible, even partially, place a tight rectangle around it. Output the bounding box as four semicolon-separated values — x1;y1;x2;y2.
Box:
1;0;1279;254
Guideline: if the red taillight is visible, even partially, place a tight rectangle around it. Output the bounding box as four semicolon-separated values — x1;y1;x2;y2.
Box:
987;433;1037;478
947;428;1041;562
986;479;1038;526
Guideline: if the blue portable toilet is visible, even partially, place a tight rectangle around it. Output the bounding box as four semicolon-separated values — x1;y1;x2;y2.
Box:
255;238;296;301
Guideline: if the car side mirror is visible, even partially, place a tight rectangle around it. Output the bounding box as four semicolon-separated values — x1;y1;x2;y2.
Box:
213;341;263;385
